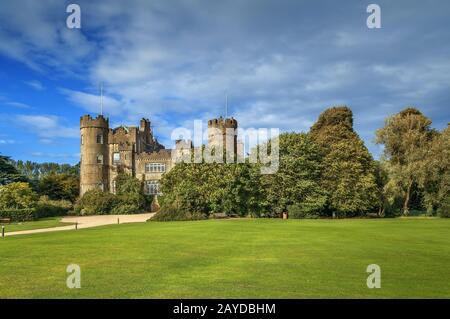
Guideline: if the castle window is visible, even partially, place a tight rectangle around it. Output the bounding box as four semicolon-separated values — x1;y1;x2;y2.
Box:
145;163;166;173
97;134;103;144
81;135;84;145
97;154;104;164
113;152;120;164
145;180;160;195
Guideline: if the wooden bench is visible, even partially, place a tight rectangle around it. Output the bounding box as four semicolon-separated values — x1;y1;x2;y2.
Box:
0;218;11;224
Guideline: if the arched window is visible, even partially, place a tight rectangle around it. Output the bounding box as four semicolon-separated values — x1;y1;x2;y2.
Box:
97;134;103;144
97;154;104;164
81;134;84;145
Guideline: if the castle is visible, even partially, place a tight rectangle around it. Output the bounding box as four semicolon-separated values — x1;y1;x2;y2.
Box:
79;114;239;202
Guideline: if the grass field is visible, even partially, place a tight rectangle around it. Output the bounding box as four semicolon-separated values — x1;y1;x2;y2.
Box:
2;217;74;233
1;218;449;298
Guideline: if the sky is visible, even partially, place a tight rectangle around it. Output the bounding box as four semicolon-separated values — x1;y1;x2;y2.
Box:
0;0;449;164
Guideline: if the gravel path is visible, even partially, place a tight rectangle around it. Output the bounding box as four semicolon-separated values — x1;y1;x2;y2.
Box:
3;213;155;237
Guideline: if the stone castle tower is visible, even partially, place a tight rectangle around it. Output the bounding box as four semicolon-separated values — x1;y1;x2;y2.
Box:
207;116;238;154
80;115;110;195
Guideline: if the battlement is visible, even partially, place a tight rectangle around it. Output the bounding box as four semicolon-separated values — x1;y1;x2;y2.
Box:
207;117;238;128
80;114;109;129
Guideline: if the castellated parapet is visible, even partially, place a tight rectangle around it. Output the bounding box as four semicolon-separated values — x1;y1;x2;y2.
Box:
207;116;238;154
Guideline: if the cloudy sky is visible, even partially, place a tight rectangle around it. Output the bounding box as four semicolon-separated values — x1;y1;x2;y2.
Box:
0;0;449;164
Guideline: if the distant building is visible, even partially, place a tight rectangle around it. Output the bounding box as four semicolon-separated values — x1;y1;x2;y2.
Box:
79;114;238;208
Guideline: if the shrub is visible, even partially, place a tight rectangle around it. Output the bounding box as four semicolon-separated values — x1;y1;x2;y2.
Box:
35;196;73;218
110;202;142;215
73;189;117;215
150;203;207;221
437;196;450;218
0;182;37;210
288;202;320;219
0;208;36;222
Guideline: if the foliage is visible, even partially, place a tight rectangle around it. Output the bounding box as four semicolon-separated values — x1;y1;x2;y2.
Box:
38;173;79;202
73;189;117;215
35;195;73;218
0;208;36;222
114;173;148;213
422;124;450;214
376;108;436;215
159;155;263;220
150;203;207;221
437;196;450;218
0;155;27;186
260;133;327;217
13;160;79;180
310;106;379;216
0;182;38;210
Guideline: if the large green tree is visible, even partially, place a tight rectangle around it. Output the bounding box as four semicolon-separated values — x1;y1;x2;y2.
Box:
159;147;263;219
376;108;435;215
260;132;327;218
310;106;379;216
422;123;450;214
0;155;27;186
38;173;80;202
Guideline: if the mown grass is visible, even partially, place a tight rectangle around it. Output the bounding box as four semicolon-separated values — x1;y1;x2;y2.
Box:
2;217;74;233
0;218;449;298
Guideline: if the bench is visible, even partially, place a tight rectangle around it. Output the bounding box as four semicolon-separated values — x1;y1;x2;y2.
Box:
0;218;11;224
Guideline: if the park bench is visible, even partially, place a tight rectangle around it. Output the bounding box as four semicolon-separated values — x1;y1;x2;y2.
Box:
0;218;11;224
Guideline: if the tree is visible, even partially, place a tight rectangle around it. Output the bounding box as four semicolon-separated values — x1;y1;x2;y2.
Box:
0;155;27;185
158;146;264;220
376;108;435;215
113;173;147;214
38;173;80;202
422;123;450;214
260;132;327;218
310;106;379;216
0;182;38;209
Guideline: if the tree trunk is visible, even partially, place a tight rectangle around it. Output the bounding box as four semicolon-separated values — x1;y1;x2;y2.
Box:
403;181;413;216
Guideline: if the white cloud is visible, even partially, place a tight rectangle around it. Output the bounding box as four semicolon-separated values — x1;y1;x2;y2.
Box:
0;139;15;144
16;115;78;139
60;88;123;116
25;80;45;91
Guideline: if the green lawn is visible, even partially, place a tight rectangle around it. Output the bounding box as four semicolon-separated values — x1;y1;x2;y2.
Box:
2;217;74;233
1;218;449;298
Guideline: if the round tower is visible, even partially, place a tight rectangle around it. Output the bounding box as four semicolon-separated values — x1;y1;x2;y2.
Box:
80;115;110;196
207;117;238;154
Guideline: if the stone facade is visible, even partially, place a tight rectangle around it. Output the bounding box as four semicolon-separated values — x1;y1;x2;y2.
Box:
79;114;238;201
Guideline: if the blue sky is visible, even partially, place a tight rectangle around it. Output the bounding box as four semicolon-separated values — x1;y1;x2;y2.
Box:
0;0;449;164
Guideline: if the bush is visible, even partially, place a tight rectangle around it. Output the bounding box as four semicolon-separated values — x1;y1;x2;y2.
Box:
0;182;37;210
0;208;36;222
110;202;142;215
150;203;207;221
35;196;73;218
437;196;450;218
288;203;320;219
73;189;117;215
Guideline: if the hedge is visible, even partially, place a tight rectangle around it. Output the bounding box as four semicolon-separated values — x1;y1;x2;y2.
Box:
0;208;36;222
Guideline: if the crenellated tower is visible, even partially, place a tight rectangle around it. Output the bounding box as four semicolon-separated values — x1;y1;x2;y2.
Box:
80;115;110;196
207;116;238;155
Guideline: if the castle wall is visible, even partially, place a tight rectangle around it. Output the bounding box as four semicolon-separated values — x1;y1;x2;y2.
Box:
80;115;110;196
